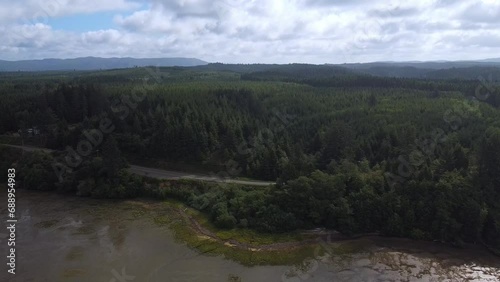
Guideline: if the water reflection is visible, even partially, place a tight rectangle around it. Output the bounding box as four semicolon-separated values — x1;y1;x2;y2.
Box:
0;191;499;282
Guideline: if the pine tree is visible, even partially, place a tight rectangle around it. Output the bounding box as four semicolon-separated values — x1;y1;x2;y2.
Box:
102;136;127;178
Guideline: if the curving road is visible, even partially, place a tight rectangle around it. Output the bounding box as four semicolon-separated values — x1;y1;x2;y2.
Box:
129;165;273;186
1;144;274;187
2;144;55;153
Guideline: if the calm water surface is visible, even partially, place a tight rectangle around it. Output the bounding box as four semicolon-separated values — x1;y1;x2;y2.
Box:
1;191;499;282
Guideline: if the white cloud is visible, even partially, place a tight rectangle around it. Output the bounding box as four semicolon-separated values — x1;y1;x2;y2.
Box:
0;0;140;24
1;0;500;63
82;29;123;44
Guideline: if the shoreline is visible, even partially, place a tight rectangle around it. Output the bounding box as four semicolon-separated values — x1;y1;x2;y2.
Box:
5;189;500;266
135;196;500;266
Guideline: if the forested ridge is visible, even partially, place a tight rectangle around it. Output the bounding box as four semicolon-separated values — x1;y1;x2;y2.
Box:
1;64;500;253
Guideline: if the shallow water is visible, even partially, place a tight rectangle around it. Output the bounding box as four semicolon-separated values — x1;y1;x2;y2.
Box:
0;191;499;281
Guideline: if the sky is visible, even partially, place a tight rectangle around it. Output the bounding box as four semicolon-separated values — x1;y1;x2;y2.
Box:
0;0;499;63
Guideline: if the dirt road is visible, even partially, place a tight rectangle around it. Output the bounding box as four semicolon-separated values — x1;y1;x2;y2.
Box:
1;144;274;187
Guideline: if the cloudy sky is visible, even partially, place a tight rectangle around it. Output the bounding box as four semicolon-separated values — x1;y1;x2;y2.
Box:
0;0;499;63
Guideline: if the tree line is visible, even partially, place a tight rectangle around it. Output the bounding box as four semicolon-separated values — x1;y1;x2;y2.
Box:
0;66;499;253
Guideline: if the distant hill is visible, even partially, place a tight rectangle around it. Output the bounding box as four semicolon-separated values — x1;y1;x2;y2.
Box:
339;59;500;70
346;65;500;81
335;60;500;80
0;57;208;71
193;60;500;81
478;58;500;63
3;57;500;81
239;64;353;81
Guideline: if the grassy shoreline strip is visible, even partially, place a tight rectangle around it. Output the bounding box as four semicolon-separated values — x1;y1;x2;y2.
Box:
143;199;322;266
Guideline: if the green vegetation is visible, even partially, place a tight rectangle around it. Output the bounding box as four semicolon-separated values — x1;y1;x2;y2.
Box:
146;199;320;266
0;137;141;198
1;64;500;255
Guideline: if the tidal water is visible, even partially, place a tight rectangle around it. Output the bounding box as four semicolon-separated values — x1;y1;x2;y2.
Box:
1;191;499;282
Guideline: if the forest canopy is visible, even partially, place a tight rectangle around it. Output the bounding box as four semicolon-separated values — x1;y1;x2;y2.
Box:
1;64;499;253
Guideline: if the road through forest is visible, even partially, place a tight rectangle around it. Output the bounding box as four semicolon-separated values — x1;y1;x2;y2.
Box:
1;144;274;187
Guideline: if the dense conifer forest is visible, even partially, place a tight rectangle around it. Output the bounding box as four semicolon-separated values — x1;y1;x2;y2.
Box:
1;64;499;253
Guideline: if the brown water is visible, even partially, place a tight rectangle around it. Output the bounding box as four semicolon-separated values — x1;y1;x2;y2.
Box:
0;191;499;282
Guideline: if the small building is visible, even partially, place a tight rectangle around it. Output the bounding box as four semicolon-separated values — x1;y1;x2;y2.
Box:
18;127;41;137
